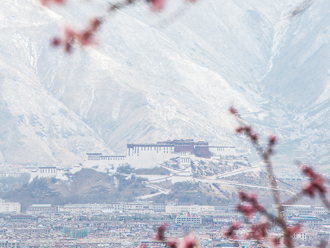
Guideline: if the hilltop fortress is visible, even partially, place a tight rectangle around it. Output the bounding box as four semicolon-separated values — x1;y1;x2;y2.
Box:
84;139;236;169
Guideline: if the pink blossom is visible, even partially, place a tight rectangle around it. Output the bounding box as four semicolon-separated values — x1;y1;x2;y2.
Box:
237;204;254;219
52;17;102;53
250;133;258;142
40;0;65;6
235;127;243;133
237;191;264;217
269;135;277;145
287;225;301;236
245;221;269;241
229;107;237;115
301;166;327;197
271;237;281;248
148;0;166;11
89;18;102;32
301;165;317;178
239;191;248;201
181;236;195;248
234;125;259;143
224;221;241;240
75;18;102;47
167;238;177;248
50;37;61;47
76;31;93;46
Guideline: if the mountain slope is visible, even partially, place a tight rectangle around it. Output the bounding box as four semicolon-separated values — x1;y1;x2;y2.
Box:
0;0;330;167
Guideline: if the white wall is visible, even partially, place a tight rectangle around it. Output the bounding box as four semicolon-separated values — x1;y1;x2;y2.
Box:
30;167;66;182
84;155;127;168
209;146;236;156
126;145;175;168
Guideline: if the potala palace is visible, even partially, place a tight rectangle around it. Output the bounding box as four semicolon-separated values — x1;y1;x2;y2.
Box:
25;139;236;182
84;139;236;169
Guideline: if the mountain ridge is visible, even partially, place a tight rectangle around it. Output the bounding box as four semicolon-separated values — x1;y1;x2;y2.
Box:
1;0;330;168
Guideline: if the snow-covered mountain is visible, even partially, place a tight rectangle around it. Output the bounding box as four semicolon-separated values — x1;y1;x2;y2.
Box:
1;0;330;168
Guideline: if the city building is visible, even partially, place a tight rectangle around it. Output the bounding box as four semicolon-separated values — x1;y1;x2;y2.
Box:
59;203;113;214
26;204;58;215
0;198;21;214
175;213;202;225
0;240;21;248
166;205;215;214
290;215;323;226
282;205;328;216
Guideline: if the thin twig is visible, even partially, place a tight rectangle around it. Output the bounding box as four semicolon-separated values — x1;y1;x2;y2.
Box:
282;191;304;205
108;0;138;12
231;109;291;244
321;196;330;211
234;112;283;218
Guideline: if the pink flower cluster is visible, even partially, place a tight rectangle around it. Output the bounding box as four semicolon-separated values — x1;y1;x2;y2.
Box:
41;0;197;12
283;225;301;248
147;0;166;11
42;0;199;52
154;223;197;248
167;238;178;248
229;106;238;115
301;165;327;197
147;0;197;11
270;225;300;248
267;135;277;155
234;125;258;143
181;236;196;248
230;107;278;150
51;18;102;53
244;220;269;241
271;236;281;248
236;191;264;219
223;220;241;240
165;235;196;248
40;0;65;6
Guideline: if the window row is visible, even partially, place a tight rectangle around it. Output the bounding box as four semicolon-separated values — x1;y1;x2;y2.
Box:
40;169;56;173
100;157;125;161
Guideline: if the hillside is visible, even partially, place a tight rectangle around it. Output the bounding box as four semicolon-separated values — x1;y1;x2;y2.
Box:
1;157;309;210
1;169;153;210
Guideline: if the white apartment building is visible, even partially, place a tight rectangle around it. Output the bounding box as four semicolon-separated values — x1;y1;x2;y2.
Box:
165;205;215;214
175;214;202;225
113;201;156;213
0;199;21;214
59;203;113;213
26;204;58;215
282;205;328;216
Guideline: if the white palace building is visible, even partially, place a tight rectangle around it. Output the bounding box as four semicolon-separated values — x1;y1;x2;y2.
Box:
29;166;71;182
84;139;236;169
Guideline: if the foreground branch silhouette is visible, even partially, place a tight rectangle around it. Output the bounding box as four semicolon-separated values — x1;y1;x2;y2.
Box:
147;107;330;248
42;0;197;53
226;107;330;248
